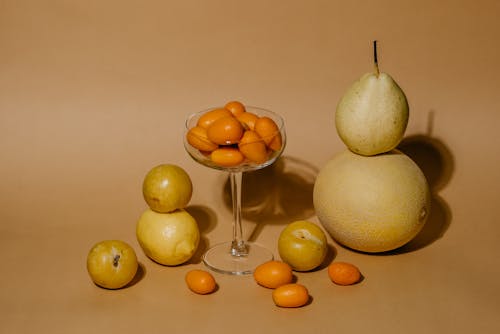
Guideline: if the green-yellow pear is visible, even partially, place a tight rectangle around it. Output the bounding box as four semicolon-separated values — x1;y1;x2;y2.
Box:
335;42;409;156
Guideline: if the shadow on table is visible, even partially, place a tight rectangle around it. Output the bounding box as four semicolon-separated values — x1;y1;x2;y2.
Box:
378;110;455;255
125;262;146;288
185;205;217;264
221;155;319;242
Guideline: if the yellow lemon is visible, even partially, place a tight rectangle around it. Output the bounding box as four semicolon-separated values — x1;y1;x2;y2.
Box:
136;209;199;265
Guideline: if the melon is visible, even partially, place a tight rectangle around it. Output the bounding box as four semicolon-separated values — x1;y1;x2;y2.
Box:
313;149;431;253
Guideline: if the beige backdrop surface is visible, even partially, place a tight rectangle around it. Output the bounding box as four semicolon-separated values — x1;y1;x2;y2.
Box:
1;0;499;333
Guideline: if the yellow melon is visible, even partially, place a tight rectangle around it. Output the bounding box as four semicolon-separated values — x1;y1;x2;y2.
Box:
313;149;430;253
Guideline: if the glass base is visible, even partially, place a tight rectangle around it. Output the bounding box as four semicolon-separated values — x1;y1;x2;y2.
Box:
202;241;273;275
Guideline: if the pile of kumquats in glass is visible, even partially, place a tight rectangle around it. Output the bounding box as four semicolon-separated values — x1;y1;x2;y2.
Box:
185;101;283;167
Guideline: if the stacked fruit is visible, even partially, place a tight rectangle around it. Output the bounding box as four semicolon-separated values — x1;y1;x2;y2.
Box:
313;42;431;253
186;101;283;167
137;164;200;266
86;164;201;289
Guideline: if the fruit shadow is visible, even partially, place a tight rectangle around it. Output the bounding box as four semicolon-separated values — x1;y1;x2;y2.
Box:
289;243;337;277
394;133;454;253
376;111;455;255
305;295;314;307
185;205;217;264
94;263;146;290
317;243;337;271
123;262;146;288
221;155;319;242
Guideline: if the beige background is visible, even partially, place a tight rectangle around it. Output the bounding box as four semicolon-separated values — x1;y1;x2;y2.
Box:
1;0;499;333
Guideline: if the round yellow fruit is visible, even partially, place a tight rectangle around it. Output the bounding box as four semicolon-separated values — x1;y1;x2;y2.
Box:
278;220;328;271
86;240;138;289
136;209;200;266
313;149;430;253
142;164;192;213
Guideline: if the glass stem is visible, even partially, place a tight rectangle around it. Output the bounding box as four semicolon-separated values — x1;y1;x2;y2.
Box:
230;171;248;257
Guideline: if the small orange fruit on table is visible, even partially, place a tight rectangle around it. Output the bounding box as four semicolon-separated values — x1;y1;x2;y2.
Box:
185;269;217;294
327;262;361;285
253;260;293;289
272;283;310;308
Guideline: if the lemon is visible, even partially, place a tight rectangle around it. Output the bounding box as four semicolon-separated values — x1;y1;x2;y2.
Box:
136;209;199;265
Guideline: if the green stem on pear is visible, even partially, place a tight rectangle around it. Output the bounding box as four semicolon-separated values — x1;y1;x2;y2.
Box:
373;40;380;77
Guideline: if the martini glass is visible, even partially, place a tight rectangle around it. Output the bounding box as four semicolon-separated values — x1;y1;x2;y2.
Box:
184;106;286;275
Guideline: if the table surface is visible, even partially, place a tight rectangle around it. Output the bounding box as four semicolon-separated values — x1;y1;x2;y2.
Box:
1;1;499;333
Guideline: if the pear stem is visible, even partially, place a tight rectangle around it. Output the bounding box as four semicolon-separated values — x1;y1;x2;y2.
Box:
373;40;380;77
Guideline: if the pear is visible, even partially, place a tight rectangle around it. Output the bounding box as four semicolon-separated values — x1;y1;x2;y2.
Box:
335;41;409;156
